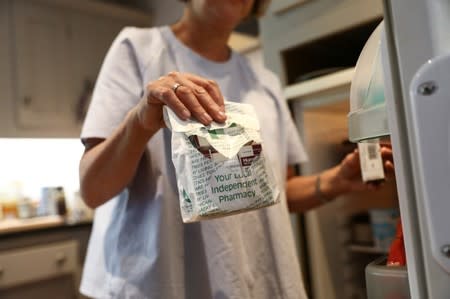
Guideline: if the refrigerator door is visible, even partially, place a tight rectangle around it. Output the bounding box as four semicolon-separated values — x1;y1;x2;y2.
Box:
382;0;450;298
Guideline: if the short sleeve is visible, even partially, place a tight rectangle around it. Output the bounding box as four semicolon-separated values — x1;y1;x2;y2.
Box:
244;54;309;165
81;28;144;140
268;71;308;165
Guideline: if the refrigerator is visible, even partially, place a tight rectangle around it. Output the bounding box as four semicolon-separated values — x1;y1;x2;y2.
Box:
367;1;450;298
259;0;449;296
285;1;450;297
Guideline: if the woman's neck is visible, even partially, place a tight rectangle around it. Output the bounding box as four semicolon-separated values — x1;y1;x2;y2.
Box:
171;14;233;62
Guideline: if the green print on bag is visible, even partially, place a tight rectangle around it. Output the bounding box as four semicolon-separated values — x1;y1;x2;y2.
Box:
182;189;191;203
164;101;280;223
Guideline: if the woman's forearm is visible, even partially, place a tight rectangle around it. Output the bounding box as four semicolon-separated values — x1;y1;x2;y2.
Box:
286;174;321;212
286;166;348;213
79;108;158;209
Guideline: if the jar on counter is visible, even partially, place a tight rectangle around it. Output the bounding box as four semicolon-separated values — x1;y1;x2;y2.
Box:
0;195;3;220
0;182;23;219
38;186;67;217
54;187;67;217
17;197;33;219
38;187;56;216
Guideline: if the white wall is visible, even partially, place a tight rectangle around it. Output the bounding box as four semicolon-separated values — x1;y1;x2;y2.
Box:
0;139;85;205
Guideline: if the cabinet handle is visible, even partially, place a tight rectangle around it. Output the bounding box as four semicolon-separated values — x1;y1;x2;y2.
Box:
0;266;3;277
55;252;67;266
76;79;94;122
23;96;32;107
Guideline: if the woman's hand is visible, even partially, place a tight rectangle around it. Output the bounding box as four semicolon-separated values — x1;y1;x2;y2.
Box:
380;143;395;176
135;71;227;132
330;144;395;194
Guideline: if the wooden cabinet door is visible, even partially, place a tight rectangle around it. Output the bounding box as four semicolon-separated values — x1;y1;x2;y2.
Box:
69;12;128;125
6;0;150;137
0;240;79;299
12;0;76;130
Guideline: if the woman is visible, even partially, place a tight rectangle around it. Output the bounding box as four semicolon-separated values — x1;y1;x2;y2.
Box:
79;0;393;298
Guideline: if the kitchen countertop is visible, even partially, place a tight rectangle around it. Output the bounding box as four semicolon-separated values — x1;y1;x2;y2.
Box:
0;215;92;235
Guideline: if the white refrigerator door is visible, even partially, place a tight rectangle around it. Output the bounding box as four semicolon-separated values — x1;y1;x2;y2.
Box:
382;0;450;298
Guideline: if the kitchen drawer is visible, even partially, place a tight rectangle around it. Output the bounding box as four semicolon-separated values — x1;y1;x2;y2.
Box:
0;240;79;289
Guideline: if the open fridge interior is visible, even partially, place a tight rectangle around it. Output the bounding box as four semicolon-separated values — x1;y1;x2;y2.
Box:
297;99;401;299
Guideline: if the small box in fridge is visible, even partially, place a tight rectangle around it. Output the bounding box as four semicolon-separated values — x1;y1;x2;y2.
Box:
369;208;399;252
366;256;410;299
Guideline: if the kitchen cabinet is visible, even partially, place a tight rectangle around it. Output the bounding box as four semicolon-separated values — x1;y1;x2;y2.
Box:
12;1;74;131
0;241;79;299
1;0;151;137
0;1;15;137
68;12;133;126
0;222;91;299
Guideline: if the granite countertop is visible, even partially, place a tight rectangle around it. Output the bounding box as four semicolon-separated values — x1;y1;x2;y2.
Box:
0;215;92;235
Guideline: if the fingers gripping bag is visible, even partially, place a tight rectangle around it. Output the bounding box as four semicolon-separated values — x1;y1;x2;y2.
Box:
163;101;280;223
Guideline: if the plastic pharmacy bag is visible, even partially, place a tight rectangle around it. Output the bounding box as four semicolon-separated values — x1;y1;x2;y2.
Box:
163;101;280;222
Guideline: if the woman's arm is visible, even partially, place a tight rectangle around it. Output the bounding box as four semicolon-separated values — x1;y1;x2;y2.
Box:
286;165;347;212
80;72;227;209
286;146;394;213
79;108;156;209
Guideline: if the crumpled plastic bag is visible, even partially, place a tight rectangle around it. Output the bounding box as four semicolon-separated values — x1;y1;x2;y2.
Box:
164;101;280;223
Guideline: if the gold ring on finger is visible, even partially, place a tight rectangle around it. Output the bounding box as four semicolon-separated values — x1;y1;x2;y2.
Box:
172;83;183;93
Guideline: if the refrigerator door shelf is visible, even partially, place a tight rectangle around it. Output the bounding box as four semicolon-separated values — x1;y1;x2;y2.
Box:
409;54;450;274
348;21;390;142
348;103;389;142
365;256;410;299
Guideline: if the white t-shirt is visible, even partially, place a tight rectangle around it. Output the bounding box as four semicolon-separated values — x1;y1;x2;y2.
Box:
80;26;309;299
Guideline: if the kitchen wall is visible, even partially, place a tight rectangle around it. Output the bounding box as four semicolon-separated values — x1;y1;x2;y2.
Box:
140;0;258;36
144;0;183;25
0;138;84;205
117;0;183;25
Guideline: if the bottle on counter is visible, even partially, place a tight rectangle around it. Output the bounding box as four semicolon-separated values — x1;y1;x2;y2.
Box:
55;186;67;217
1;181;23;219
38;187;56;216
0;192;4;220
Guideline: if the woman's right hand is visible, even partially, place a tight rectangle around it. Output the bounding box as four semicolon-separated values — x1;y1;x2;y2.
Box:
135;71;227;132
